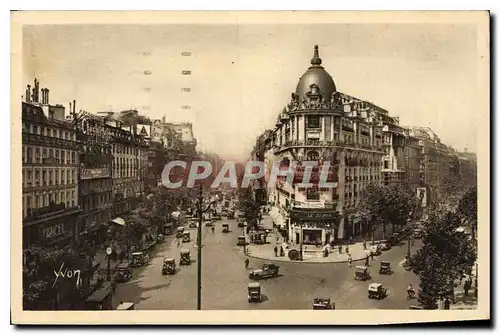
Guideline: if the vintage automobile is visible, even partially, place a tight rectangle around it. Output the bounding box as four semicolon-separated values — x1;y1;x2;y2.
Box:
156;234;165;244
116;302;135;310
312;298;336;310
180;249;191;265
213;214;222;221
369;244;382;256
377;240;391;251
412;229;423;239
354;265;370;281
162;258;176;275
205;219;214;227
237;236;247;246
388;232;401;245
247;282;262;302
189;219;198;228
131;252;148;268
176;227;185;238
227;211;235;220
182;231;191;243
368;283;387;299
237;217;246;227
248;263;279;280
86;285;113;310
114;262;133;283
222;223;230;233
379;261;392;275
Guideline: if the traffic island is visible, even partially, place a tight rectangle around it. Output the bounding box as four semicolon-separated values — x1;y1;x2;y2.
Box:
244;236;371;264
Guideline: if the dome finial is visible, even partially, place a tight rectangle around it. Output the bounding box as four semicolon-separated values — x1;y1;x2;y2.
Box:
311;45;322;66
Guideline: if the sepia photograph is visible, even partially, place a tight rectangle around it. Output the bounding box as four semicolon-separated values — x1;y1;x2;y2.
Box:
10;10;490;324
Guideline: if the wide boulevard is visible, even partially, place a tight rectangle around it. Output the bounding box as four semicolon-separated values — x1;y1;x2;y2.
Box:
113;218;420;310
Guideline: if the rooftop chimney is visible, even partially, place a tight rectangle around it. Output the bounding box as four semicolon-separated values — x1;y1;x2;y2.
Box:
69;102;72;115
33;78;40;103
26;85;31;103
73;100;76;114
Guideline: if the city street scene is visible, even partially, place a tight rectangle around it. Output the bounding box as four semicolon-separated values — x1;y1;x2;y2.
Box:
19;17;482;315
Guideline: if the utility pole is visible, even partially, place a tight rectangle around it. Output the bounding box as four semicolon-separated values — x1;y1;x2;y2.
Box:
197;182;202;310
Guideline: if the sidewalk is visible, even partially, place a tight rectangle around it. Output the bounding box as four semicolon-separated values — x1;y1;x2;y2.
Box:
245;230;370;264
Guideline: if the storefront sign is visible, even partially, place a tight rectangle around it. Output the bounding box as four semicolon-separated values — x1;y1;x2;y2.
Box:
40;223;67;240
80;168;110;180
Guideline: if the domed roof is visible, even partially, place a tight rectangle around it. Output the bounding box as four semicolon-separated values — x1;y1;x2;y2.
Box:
295;45;337;99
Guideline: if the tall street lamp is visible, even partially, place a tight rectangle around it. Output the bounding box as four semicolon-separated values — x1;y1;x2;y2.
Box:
196;182;218;310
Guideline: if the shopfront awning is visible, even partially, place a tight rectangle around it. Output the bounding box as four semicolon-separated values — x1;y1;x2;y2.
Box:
111;217;126;226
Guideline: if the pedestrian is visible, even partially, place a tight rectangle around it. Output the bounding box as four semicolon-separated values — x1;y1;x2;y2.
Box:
464;279;471;297
177;238;181;247
365;256;370;267
211;226;215;234
363;240;367;250
444;297;451;310
274;246;278;257
111;279;117;295
339;245;343;254
371;251;374;261
348;254;352;267
244;258;249;269
345;246;349;255
280;245;284;257
349;237;353;245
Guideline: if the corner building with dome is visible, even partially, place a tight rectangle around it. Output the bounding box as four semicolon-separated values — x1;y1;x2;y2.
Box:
260;45;405;245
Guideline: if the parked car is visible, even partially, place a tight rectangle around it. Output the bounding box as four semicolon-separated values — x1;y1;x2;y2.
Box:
412;229;423;239
377;240;391;251
369;244;382;256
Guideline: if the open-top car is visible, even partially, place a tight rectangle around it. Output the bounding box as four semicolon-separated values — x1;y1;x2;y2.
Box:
368;283;387;299
222;223;230;233
205;219;214;227
312;298;336;310
248;263;279;280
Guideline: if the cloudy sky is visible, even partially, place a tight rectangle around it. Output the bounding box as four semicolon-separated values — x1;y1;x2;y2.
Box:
23;23;479;160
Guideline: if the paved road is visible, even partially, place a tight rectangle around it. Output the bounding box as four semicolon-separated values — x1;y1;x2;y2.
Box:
113;218;421;310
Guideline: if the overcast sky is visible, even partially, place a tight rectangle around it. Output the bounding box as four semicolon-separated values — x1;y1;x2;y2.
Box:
23;24;479;160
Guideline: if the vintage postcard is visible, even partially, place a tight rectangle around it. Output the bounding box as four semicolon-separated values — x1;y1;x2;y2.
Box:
11;11;490;325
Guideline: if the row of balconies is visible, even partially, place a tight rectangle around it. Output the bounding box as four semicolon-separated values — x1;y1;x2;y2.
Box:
273;139;382;154
22;132;78;150
23;180;77;191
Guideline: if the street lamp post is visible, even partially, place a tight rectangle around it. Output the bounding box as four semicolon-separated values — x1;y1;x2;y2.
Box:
196;182;218;310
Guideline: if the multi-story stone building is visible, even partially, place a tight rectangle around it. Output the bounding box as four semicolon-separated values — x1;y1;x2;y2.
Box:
381;116;407;186
145;140;167;193
22;79;81;247
72;111;114;245
404;130;423;192
263;46;386;244
107;120;147;216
